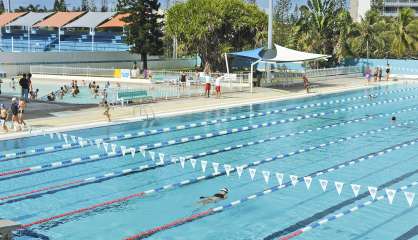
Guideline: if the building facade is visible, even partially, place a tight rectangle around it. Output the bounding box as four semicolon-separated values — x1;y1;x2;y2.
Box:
350;0;418;21
350;0;371;22
382;0;418;16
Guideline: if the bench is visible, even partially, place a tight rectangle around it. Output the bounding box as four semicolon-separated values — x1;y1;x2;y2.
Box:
0;219;21;240
117;90;153;105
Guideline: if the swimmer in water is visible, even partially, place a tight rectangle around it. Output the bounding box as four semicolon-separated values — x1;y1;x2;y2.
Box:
198;188;229;205
391;116;396;123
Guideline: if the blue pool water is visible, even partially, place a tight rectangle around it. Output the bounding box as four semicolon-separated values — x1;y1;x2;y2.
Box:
0;83;418;240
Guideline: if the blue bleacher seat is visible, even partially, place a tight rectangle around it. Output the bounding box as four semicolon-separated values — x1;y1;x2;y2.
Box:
0;30;129;52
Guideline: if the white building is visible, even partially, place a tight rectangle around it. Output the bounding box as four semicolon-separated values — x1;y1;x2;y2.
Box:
349;0;371;22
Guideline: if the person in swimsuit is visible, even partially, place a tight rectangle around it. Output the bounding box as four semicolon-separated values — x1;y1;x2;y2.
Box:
198;188;229;205
103;101;111;122
303;75;310;93
10;98;19;131
0;104;9;132
18;99;26;126
386;64;391;81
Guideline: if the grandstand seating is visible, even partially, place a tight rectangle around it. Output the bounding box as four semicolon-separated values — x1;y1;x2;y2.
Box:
0;30;129;52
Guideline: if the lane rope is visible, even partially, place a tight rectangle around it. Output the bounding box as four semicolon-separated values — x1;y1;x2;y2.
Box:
122;137;418;239
1;117;413;203
1;86;416;161
279;181;418;240
18;128;418;230
0;101;415;180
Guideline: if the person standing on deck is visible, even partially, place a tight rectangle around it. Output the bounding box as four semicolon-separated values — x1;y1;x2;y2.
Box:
19;74;30;102
303;74;310;94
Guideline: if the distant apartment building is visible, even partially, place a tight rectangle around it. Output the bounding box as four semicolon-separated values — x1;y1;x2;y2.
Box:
350;0;418;21
382;0;418;16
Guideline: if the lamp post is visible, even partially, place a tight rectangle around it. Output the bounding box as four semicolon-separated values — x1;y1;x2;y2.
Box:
266;0;273;84
268;0;273;50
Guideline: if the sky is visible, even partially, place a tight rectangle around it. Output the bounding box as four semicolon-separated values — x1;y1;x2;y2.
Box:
5;0;307;11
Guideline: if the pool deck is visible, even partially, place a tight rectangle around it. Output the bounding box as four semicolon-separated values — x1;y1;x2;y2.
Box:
0;77;406;140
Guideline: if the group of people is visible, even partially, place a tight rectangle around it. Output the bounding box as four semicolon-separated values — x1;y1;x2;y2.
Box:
365;64;391;82
0;97;26;132
203;71;222;98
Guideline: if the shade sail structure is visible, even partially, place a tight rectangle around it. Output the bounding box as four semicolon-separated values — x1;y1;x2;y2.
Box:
7;12;53;27
98;13;130;28
228;48;263;60
33;12;85;28
0;12;27;27
229;44;329;63
265;44;329;63
64;12;116;28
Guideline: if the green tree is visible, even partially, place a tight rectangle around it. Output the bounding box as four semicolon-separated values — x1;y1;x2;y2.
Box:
0;0;5;13
292;0;349;66
371;0;384;12
15;4;45;12
54;0;67;11
273;0;293;47
54;0;60;11
117;0;164;70
59;0;67;11
81;0;89;11
390;8;418;58
349;9;386;58
166;0;267;71
274;0;292;23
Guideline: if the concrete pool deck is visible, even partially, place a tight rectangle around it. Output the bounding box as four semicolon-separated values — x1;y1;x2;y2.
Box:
0;77;407;140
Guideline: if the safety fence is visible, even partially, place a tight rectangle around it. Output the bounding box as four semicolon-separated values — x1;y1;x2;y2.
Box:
260;66;363;87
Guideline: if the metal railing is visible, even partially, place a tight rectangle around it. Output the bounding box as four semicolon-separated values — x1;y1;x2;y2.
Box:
30;65;115;77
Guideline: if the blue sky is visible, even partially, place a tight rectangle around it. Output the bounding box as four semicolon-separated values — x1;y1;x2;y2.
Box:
6;0;307;11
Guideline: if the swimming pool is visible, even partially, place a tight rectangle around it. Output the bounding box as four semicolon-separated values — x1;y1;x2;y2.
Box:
0;83;417;240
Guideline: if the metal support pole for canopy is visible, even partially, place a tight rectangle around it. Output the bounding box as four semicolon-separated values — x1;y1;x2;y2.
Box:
58;28;61;52
224;53;229;74
91;28;95;52
250;59;261;94
28;27;30;52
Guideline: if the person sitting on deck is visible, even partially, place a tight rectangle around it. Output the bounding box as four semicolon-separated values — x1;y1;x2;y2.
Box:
198;188;229;205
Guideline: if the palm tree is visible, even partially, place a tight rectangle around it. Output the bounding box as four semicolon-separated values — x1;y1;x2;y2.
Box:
293;0;348;66
349;9;386;59
390;8;418;58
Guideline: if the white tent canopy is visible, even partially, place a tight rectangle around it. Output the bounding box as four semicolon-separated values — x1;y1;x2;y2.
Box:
264;44;329;63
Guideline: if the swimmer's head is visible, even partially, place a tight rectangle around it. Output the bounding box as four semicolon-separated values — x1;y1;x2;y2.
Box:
391;116;396;121
220;188;229;194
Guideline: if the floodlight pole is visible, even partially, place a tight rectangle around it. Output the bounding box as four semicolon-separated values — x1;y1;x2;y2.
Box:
267;0;273;82
268;0;273;50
